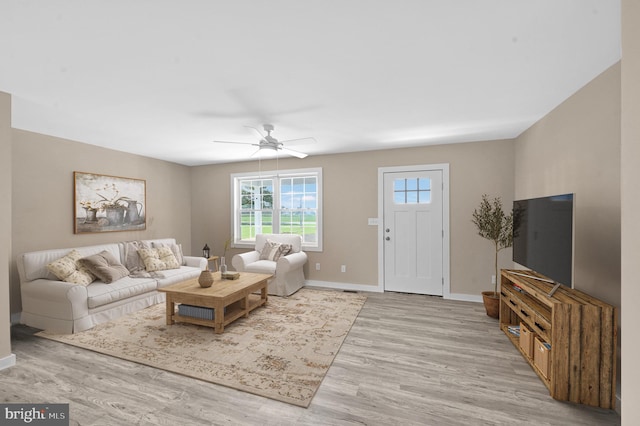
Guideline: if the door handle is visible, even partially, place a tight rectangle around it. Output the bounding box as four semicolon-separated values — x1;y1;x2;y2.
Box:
386;228;390;233
385;236;391;241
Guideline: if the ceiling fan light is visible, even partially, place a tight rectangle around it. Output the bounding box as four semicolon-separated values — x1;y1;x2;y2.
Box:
252;147;279;158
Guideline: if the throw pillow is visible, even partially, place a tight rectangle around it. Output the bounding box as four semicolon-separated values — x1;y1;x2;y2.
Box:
152;242;185;266
46;249;96;286
123;240;151;275
259;239;293;261
138;247;180;272
78;250;130;284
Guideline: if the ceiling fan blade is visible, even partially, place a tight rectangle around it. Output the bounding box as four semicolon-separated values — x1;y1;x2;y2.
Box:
277;137;317;145
280;147;309;159
245;126;265;140
212;140;259;146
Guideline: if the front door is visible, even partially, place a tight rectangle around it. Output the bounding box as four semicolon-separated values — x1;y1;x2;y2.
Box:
383;170;443;295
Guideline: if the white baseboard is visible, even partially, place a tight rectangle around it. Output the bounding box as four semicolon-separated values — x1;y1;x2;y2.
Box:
0;353;16;371
304;280;382;293
446;293;483;303
304;281;482;303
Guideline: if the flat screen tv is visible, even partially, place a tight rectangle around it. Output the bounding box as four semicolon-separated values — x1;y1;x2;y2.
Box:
512;193;574;295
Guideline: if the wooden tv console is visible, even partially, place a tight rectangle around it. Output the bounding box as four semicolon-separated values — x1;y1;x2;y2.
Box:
499;269;617;409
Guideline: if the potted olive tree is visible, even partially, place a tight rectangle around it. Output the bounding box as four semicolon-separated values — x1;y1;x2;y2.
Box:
472;194;514;318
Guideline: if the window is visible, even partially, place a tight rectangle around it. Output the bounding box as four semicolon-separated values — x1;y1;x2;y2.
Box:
393;177;431;204
231;168;322;251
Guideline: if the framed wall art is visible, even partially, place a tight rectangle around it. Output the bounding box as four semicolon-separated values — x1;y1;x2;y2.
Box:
74;171;146;234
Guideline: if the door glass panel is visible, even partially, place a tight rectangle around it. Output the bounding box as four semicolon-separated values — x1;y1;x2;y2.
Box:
394;178;432;204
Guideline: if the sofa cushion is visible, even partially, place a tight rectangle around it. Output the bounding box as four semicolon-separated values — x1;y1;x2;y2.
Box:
46;250;96;286
138;247;180;272
87;276;158;309
242;260;277;275
155;266;206;288
259;239;292;261
79;250;130;284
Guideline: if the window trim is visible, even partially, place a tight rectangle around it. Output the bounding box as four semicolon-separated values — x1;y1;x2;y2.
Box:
230;167;323;252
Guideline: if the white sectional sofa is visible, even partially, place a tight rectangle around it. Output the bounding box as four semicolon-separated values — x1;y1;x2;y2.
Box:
17;238;206;334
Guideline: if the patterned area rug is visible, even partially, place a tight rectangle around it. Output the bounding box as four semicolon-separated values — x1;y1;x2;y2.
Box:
37;288;366;407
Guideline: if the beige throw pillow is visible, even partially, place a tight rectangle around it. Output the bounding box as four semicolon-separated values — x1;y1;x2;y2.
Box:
259;239;293;261
46;249;96;286
152;242;185;266
138;247;180;272
78;250;130;284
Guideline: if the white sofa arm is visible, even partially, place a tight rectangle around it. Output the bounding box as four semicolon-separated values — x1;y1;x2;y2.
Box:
184;256;207;270
21;279;89;320
232;251;260;271
276;251;308;273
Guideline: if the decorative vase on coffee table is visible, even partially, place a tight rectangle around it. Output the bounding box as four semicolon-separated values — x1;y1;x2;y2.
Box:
198;270;214;288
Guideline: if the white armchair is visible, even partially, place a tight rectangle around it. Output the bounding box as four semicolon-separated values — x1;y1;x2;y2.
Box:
232;234;308;296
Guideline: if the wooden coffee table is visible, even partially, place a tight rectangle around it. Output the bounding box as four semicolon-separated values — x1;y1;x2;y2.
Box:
158;271;272;333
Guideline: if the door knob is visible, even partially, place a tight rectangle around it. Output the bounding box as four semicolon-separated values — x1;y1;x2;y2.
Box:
385;236;391;241
386;228;390;233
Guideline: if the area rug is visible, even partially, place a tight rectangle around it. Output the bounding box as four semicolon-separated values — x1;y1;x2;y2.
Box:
37;288;366;407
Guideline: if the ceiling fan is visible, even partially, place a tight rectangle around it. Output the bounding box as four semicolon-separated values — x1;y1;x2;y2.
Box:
213;124;313;159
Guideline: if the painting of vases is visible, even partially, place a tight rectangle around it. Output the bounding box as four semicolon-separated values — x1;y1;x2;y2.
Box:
74;171;146;234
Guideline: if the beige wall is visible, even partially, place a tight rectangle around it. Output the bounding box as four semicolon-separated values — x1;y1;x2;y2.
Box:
514;62;622;408
1;92;13;365
191;139;515;296
10;129;194;314
514;62;621;307
621;0;640;423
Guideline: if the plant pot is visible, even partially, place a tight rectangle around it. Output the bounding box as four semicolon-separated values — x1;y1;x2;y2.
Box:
105;206;126;225
481;291;500;319
83;208;98;223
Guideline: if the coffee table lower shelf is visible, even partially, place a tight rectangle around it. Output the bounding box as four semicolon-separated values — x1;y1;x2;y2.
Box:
170;294;265;331
159;272;271;334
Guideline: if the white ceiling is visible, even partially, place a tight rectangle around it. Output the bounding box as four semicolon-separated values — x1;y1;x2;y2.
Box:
0;1;621;166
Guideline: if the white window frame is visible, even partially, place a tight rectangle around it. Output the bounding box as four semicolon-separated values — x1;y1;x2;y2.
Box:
230;167;323;252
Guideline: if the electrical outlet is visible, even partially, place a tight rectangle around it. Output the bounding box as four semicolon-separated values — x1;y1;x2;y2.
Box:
341;265;347;273
316;263;320;271
491;275;496;285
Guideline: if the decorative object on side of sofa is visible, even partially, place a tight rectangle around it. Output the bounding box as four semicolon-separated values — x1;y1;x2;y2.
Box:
471;194;514;318
202;244;210;258
198;269;214;287
74;172;146;234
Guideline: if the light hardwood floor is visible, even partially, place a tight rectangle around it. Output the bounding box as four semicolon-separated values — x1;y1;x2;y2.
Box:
2;292;620;425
